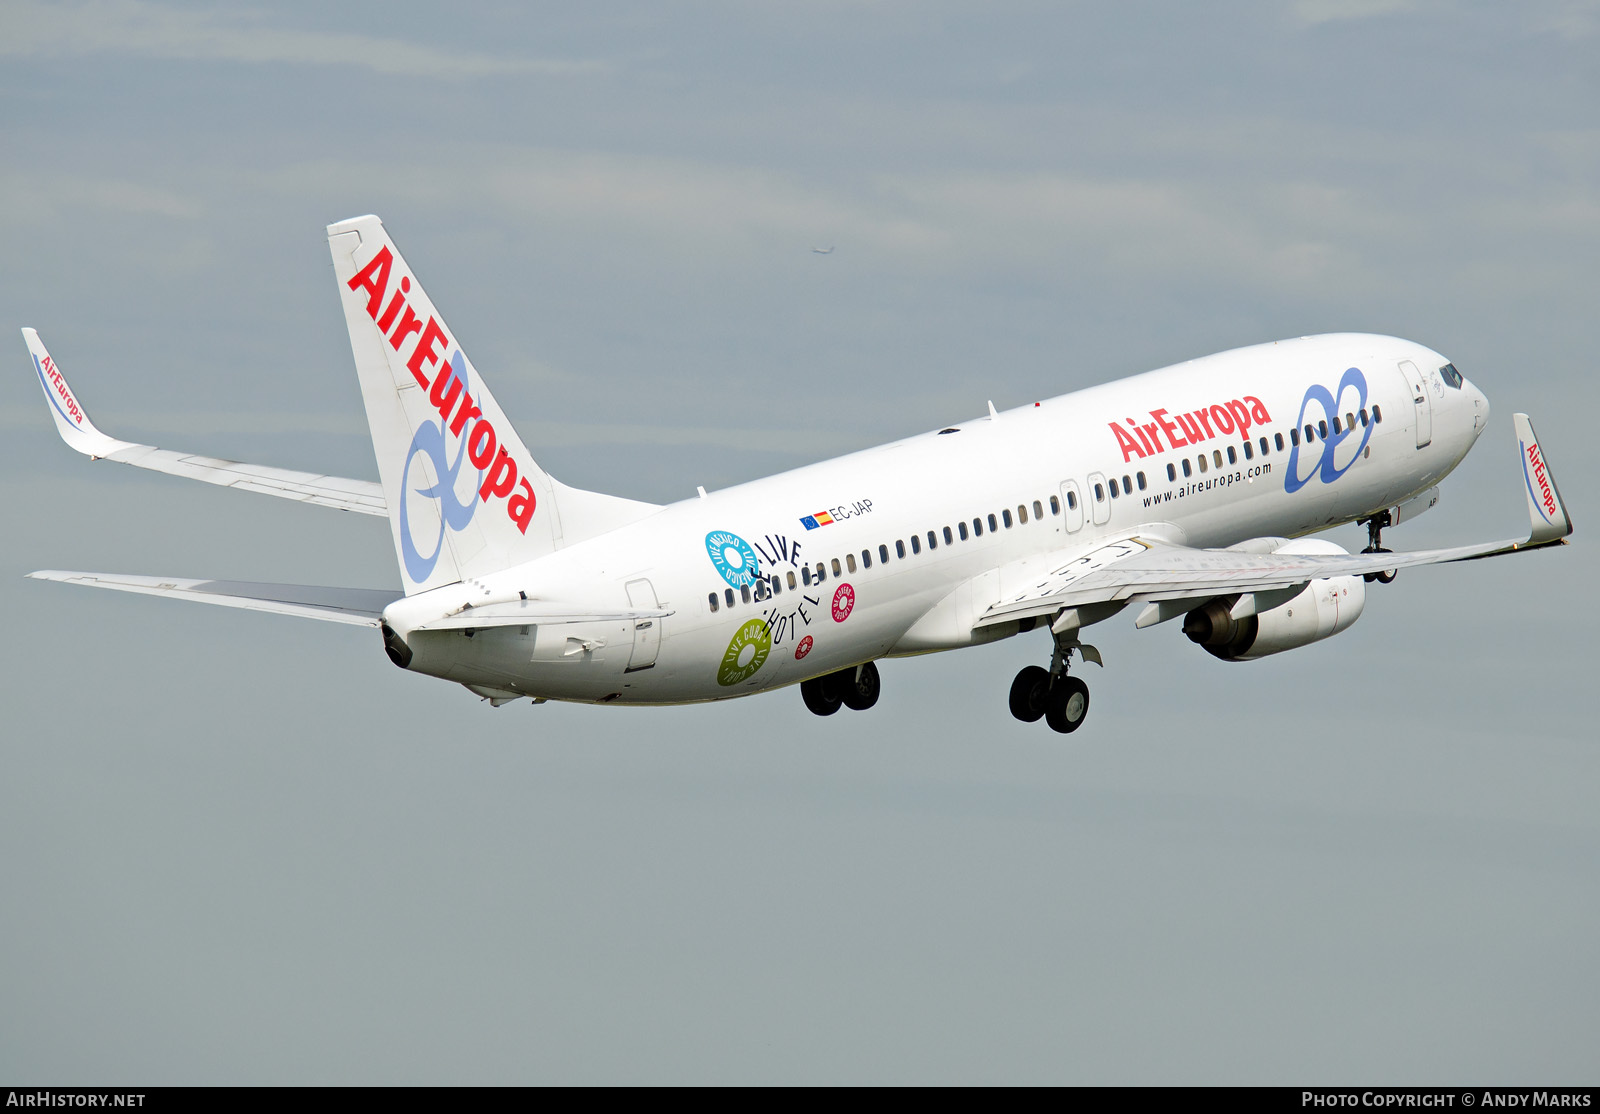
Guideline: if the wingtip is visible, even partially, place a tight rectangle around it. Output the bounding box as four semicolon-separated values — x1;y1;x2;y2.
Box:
1513;413;1573;544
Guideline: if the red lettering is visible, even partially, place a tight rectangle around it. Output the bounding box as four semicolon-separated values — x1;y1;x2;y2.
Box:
1175;412;1204;444
479;447;518;502
1109;421;1144;462
507;479;536;533
467;419;497;469
1209;404;1235;435
404;318;447;387
1246;395;1271;425
376;290;406;333
390;306;425;355
1193;409;1215;438
449;393;482;437
1226;399;1252;435
1140;422;1164;453
1152;408;1185;448
346;247;393;318
428;364;463;416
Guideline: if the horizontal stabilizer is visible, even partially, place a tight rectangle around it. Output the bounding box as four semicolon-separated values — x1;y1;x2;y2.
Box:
22;329;386;516
28;571;400;626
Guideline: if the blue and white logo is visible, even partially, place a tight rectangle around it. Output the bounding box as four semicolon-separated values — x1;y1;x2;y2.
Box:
1284;367;1376;495
705;530;761;588
399;350;482;584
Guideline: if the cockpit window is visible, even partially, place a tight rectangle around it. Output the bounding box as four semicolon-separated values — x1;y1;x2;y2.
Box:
1440;362;1463;389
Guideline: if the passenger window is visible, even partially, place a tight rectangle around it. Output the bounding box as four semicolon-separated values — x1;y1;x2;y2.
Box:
831;558;842;576
845;554;856;573
725;588;735;608
801;565;811;586
770;576;780;596
1275;432;1285;451
1318;420;1328;440
1373;405;1382;423
1033;500;1043;519
862;549;872;569
1136;474;1146;491
1049;495;1060;515
815;562;826;583
1065;492;1077;510
1121;476;1131;495
708;592;719;613
1002;509;1013;527
958;521;969;541
923;530;934;550
1290;427;1300;447
943;526;953;545
896;540;906;559
1108;480;1119;499
879;544;890;563
1332;416;1341;434
1243;440;1253;460
911;535;921;554
1017;504;1028;523
754;580;768;601
741;584;751;604
1260;436;1269;456
1093;483;1105;501
788;570;798;589
987;514;998;532
1227;446;1237;464
1167;463;1176;482
1213;449;1223;469
1198;454;1208;474
1359;408;1368;426
1346;412;1355;431
1181;459;1192;478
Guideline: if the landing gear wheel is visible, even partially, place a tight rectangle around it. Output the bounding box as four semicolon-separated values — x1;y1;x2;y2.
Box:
840;662;881;711
1362;545;1396;584
1044;677;1090;734
801;675;842;716
1009;666;1051;723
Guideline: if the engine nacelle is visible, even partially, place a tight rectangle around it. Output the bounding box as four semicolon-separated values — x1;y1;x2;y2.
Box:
1183;539;1366;661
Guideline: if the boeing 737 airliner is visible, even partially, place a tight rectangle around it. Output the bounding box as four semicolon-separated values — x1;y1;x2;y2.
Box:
24;216;1573;732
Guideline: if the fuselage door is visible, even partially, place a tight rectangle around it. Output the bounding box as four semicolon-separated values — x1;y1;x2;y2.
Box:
1086;472;1112;526
624;578;660;672
1060;480;1085;533
1398;359;1433;448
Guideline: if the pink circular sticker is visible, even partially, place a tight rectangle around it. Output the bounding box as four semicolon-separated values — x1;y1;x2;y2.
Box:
832;582;855;623
794;635;813;660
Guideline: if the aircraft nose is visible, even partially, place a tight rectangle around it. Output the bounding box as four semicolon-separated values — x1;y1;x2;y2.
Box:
1467;381;1489;436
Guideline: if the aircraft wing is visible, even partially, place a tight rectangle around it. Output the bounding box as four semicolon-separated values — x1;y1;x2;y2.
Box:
27;571;401;626
977;413;1573;630
23;328;386;516
410;601;674;632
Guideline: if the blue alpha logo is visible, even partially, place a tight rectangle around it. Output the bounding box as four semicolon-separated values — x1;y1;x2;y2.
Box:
705;530;761;588
1284;367;1376;495
399;350;483;583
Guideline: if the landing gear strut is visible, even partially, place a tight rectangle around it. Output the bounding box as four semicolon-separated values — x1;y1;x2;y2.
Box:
801;661;881;716
1360;511;1397;583
1009;624;1099;734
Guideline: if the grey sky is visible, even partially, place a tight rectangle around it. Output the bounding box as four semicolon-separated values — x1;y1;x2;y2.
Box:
2;1;1596;1083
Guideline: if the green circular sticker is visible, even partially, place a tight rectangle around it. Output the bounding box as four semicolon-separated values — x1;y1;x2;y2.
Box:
717;619;772;687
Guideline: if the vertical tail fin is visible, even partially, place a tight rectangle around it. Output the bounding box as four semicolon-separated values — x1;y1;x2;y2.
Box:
327;216;561;594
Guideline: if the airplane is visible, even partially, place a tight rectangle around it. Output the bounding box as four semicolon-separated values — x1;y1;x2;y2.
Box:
23;214;1574;732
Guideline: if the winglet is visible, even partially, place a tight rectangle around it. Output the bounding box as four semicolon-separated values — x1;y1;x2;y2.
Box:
1514;413;1572;544
21;329;133;459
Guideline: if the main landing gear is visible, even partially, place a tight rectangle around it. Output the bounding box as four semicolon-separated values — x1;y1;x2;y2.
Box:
801;661;881;716
1009;627;1100;734
1359;511;1398;584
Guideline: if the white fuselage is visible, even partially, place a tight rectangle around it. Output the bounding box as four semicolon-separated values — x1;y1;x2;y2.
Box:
381;333;1488;704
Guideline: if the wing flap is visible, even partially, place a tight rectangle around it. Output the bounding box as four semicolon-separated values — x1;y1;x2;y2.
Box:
24;329;387;517
27;571;400;626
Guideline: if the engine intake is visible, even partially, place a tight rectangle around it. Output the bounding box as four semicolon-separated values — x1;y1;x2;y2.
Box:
1184;539;1366;661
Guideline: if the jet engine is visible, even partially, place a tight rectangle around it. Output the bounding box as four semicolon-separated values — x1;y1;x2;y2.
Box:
1183;539;1366;661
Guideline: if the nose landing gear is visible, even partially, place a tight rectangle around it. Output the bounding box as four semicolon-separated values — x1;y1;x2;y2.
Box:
1010;625;1100;734
1359;511;1398;583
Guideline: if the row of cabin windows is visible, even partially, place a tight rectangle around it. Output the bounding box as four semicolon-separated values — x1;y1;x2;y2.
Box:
705;494;1063;613
1160;406;1384;482
1091;471;1149;503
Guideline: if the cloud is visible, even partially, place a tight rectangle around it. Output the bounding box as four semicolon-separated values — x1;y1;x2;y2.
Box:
0;0;607;78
